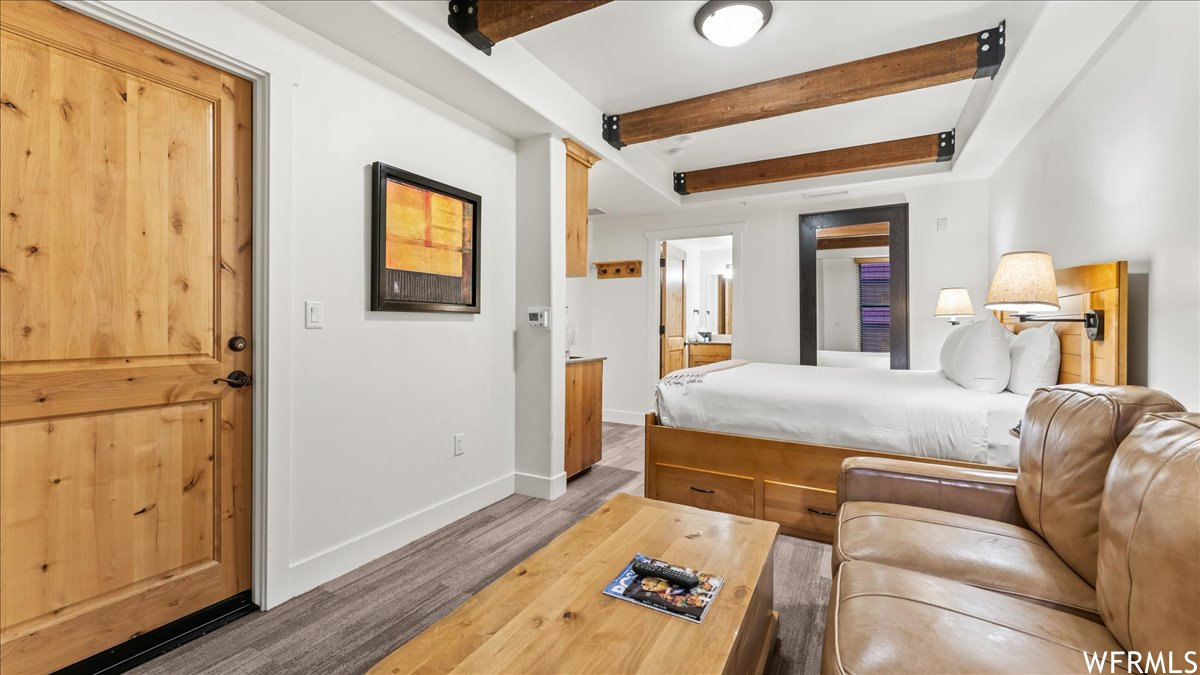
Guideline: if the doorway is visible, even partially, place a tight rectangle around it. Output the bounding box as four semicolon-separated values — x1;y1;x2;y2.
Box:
0;3;256;671
798;204;910;369
657;235;735;378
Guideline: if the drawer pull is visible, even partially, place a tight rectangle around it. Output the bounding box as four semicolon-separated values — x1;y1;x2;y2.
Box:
807;507;837;517
690;486;716;494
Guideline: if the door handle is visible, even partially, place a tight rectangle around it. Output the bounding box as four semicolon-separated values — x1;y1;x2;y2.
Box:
214;370;252;388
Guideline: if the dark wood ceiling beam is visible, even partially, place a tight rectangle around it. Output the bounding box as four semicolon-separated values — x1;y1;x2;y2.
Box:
604;22;1004;148
449;0;612;54
674;130;954;195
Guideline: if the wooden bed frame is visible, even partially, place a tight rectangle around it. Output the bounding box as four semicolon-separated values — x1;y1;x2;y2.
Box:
644;261;1128;542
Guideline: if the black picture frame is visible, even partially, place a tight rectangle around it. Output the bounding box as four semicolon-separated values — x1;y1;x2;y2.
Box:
371;162;482;313
798;203;910;369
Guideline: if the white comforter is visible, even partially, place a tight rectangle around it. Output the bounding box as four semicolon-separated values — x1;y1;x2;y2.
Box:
656;362;1028;467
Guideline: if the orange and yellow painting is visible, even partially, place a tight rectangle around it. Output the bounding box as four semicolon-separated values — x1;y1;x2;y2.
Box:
375;170;477;311
385;180;472;279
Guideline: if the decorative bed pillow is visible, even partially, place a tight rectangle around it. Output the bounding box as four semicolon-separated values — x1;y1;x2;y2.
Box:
942;315;1013;393
939;323;969;376
1007;323;1061;394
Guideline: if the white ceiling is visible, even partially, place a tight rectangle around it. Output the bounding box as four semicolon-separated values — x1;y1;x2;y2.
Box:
517;1;1008;112
518;1;1007;174
264;0;1136;219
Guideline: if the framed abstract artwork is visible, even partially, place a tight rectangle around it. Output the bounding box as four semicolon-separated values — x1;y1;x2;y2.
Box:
371;162;481;313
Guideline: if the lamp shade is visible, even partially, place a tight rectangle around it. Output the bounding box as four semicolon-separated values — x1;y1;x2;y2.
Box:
984;251;1061;313
934;288;974;317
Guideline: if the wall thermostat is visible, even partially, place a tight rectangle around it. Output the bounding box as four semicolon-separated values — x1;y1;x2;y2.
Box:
527;306;551;329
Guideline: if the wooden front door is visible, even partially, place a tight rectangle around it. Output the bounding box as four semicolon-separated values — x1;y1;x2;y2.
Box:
0;2;254;671
660;243;686;377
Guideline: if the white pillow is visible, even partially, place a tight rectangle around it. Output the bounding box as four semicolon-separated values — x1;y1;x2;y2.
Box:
1007;323;1061;394
942;316;1013;393
939;323;969;375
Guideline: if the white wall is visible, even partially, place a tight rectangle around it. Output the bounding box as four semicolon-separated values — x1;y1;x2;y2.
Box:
103;0;519;606
587;179;991;420
820;258;860;351
565;277;592;356
988;1;1200;409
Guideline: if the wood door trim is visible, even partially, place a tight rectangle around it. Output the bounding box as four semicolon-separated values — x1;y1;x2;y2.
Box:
0;1;226;100
799;204;910;369
1;560;219;640
0;361;226;422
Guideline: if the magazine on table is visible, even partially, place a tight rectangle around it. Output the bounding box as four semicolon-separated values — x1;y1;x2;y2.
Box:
602;553;723;624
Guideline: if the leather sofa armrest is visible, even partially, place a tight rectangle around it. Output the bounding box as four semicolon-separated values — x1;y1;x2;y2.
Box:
838;457;1027;527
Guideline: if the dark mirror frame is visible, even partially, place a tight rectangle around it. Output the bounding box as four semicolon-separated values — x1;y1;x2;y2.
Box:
798;203;909;369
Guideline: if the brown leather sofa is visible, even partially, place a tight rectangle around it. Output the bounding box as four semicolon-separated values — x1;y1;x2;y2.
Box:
823;385;1198;674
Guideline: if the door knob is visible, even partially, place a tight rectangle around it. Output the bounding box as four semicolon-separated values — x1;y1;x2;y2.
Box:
214;370;252;388
228;335;248;352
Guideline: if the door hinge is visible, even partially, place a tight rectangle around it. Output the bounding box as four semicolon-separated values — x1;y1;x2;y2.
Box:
659;258;666;267
659;325;666;335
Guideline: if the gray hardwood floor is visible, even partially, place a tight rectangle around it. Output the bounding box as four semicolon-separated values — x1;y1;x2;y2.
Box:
133;423;831;674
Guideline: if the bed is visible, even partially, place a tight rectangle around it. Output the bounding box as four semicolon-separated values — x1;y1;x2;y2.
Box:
657;364;1027;467
644;261;1128;542
816;350;891;369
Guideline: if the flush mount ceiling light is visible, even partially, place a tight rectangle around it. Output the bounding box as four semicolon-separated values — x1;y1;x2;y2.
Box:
695;1;772;47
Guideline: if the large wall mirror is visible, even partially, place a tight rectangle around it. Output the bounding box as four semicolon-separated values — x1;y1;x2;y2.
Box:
702;270;733;337
798;204;909;369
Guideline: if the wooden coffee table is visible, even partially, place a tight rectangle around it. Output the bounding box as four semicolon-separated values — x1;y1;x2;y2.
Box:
370;493;779;674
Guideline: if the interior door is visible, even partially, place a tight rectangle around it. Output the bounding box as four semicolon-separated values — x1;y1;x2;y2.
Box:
660;243;686;377
0;2;254;671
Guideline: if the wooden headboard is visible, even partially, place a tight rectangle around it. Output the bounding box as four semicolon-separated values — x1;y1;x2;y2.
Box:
997;261;1128;386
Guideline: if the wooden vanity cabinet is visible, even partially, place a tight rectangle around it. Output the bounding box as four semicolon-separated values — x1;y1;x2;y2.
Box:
565;357;604;477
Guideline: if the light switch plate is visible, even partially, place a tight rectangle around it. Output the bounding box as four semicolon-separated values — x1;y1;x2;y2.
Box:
304;301;323;329
936;217;949;232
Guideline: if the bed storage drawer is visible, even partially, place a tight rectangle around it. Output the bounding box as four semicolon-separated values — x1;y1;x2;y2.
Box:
655;464;755;517
764;481;839;540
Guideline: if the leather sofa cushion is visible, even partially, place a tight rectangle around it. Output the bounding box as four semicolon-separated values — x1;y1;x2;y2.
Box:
823;561;1123;675
834;501;1098;617
1096;413;1200;655
1016;385;1184;585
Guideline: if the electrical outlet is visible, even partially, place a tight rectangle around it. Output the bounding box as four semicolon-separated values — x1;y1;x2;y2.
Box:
936;217;949;232
453;433;465;457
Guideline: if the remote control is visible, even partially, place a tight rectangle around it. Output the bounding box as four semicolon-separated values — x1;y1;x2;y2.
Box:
632;557;700;589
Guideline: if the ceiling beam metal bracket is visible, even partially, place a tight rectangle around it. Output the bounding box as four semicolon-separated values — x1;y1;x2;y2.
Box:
602;114;624;149
936;129;956;162
974;20;1006;79
673;172;688;196
448;0;495;55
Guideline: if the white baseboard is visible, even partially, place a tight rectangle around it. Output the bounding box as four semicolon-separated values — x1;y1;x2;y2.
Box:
603;409;646;426
287;473;515;598
514;470;567;500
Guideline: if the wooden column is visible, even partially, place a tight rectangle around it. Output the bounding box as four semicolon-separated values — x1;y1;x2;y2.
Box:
564;139;600;278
